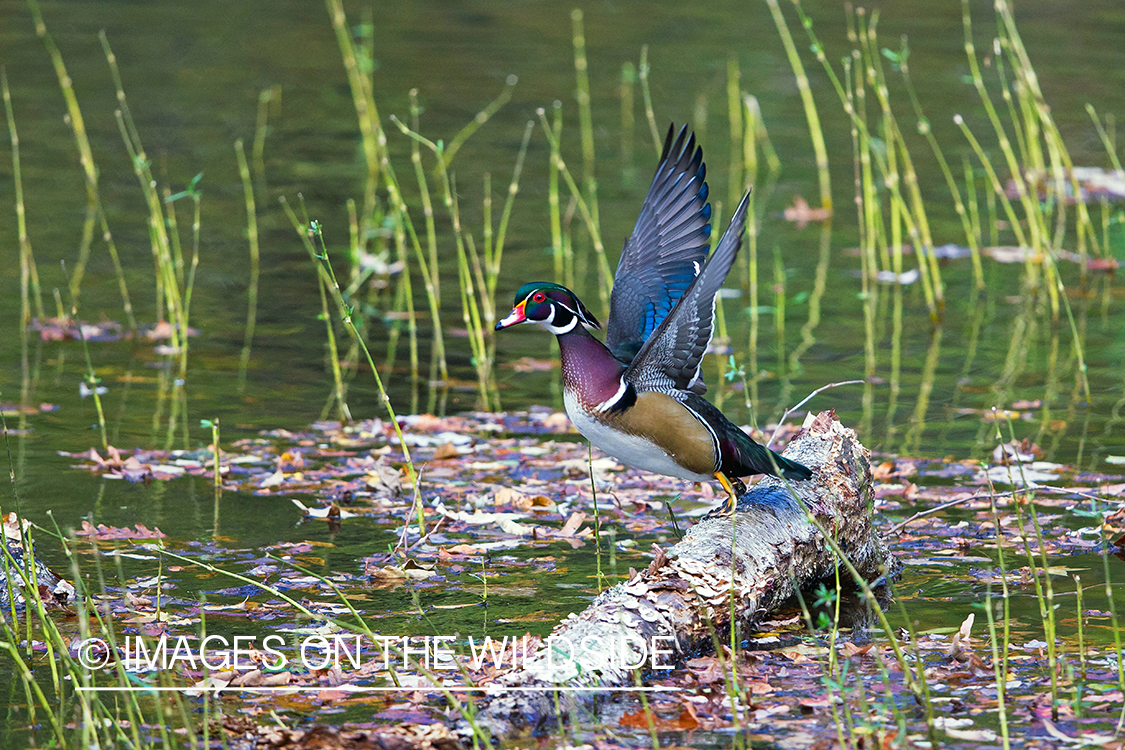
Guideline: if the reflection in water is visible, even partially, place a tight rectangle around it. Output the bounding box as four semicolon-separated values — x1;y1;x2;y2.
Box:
903;325;943;456
787;220;831;378
16;325;41;487
884;283;903;450
936;286;985;454
0;1;1123;710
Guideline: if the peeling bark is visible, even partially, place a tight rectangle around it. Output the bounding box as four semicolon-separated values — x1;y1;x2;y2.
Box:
461;411;896;738
0;540;75;610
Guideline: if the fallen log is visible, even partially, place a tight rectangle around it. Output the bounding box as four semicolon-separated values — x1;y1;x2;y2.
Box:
461;410;896;738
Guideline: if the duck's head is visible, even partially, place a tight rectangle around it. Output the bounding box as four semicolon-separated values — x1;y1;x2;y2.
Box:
495;282;600;334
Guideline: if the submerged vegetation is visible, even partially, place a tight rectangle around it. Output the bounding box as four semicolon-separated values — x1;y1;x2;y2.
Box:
0;0;1124;748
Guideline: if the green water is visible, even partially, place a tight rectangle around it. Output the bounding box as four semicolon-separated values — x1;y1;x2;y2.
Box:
1;0;1124;742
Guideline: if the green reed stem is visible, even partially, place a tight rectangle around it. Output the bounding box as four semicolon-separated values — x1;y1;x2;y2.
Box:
744;94;780;175
102;33;188;355
621;62;636;169
328;241;425;541
997;0;1101;264
860;18;941;313
536;107;614;312
984;484;1013;749
1086;104;1125;175
638;45;661;156
954;116;1028;248
28;3;136;330
772;245;785;375
957;113;1092;402
379;132;447;382
318;269;351;425
409;90;441;314
235;139;260;387
252;85;281;207
163;184;185;289
792;2;943;318
727;56;744;211
326;0;381;250
390;117;494;407
1091;492;1125;731
964;157;983;247
588;442;605;593
2;69;45;326
58;263;107;450
961;0;1057;307
280;204;425;542
548;102;566;284
998;416;1060;718
766;0;831;210
571;9;599;226
388;197;419;381
444;75;517;170
794;585;852;750
489;119;535;304
1074;574;1087;687
788;479;935;739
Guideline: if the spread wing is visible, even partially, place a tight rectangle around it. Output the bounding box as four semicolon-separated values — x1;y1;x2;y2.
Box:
624;193;749;396
605;124;712;364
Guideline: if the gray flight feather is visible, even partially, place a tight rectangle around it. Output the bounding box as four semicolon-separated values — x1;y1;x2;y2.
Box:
605;125;713;365
623;192;750;396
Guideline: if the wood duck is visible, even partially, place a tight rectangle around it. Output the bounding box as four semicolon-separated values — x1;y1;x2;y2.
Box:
496;125;811;513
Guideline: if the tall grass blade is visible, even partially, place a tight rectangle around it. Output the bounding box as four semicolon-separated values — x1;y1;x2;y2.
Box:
235;139;261;389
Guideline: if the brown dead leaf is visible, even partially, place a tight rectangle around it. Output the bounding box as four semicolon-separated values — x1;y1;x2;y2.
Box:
366;565;407;587
506;356;556;373
230;669;264;687
948;612;975;660
365;459;402;495
440;544;481;557
743;679;773;695
1010;399;1042;409
75;522;166;540
686;656;725;685
431;442;460;460
783;195;832;229
559;511;586;537
539;412;572;431
619;706;700;731
873;461;895;481
405;414;445;431
494;486;527;506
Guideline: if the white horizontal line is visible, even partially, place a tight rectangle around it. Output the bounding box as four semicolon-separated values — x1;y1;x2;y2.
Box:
76;685;680;693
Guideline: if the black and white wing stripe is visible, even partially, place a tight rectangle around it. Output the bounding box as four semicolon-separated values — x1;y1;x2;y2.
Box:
623;193;750;396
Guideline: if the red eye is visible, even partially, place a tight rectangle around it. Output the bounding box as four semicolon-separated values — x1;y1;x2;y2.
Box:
531;292;546;303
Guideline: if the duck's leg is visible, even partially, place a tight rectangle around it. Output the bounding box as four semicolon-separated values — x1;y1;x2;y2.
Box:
711;472;747;516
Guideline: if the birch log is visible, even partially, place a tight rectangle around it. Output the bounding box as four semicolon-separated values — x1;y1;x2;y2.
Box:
461;410;896;738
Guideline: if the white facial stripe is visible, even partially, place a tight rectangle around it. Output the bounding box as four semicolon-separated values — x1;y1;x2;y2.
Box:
543;317;577;335
532;295;582;335
553;301;579;319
